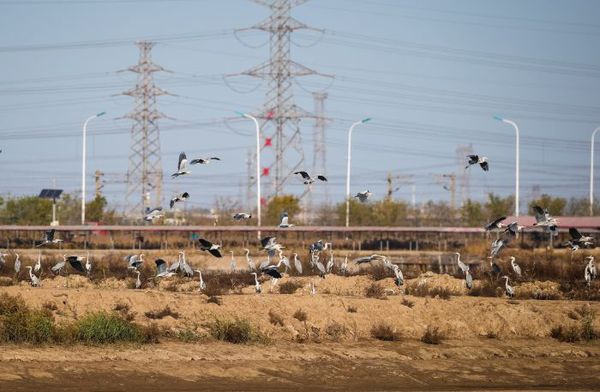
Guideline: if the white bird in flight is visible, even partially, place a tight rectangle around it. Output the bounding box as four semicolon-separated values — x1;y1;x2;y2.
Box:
279;212;294;228
354;190;372;202
233;212;252;221
293;171;327;185
170;192;189;208
171;152;191;178
144;207;164;222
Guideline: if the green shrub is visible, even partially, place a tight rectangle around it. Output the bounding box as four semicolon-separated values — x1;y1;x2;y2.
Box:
0;293;57;344
76;311;145;344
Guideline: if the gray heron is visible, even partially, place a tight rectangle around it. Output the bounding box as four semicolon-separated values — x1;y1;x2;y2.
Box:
314;259;326;278
353;254;386;265
66;255;86;273
490;239;506;259
34;253;42;274
261;236;284;257
251;272;261;293
586;256;597;280
26;266;40;287
326;252;334;274
340;256;348;276
126;254;144;270
502;276;515;298
293;253;302;274
277;250;290;273
233;212;252;221
134;270;141;289
51;256;66;275
36;229;63;247
392;264;404;287
14;253;21;275
230;251;237;272
144;207;164;222
504;221;523;238
455;252;469;275
484;216;506;232
180;251;194;277
569;228;594;247
532;205;558;233
85;254;92;277
171;152;191;178
0;252;7;269
510;256;522;278
190;156;220;165
354;190;372;202
198;238;222;258
195;269;206;291
244;249;256;272
465;154;489;171
169;192;190;208
278;212;294;228
310;280;316;296
293;171;327;185
465;270;473;290
490;258;502;276
155;258;176;278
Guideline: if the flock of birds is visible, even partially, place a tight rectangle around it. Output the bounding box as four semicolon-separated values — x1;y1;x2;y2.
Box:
0;153;598;298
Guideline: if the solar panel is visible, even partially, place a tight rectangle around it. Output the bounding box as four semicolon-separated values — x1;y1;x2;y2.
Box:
39;189;63;199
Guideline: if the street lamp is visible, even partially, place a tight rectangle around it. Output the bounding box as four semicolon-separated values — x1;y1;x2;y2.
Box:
236;111;262;238
81;111;106;225
345;117;372;227
590;127;600;216
494;115;520;217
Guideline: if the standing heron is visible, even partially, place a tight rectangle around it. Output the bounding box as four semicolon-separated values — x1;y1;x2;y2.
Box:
251;272;261;293
244;249;255;272
340;256;348;276
85;254;92;277
134;270;141;289
310;280;316;296
586;256;597;280
14;254;21;276
326;252;334;274
293;253;302;275
510;256;522;278
230;251;237;272
392;264;404;287
34;253;42;274
465;270;473;290
502;276;515;298
195;269;206;291
26;266;40;287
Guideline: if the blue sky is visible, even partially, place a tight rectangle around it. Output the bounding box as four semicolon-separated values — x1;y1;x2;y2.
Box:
1;0;599;213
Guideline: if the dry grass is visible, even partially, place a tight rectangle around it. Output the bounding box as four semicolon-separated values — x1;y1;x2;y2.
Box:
144;306;180;320
346;305;358;313
401;298;415;308
268;309;284;326
207;296;222;306
207;318;266;344
293;308;308;322
365;282;387;300
421;325;444;345
551;305;599;342
370;321;401;341
278;280;303;294
324;321;347;341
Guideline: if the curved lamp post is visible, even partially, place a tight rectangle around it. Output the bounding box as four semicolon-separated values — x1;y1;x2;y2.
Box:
236;111;262;238
345;117;371;227
494;115;520;217
81;111;106;225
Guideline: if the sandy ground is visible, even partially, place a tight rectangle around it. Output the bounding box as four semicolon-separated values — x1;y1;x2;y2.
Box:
1;272;600;391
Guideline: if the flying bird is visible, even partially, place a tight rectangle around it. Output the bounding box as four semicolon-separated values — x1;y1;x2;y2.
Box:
293;171;327;185
155;258;175;278
66;255;86;273
484;217;506;232
125;254;144;270
465;155;489;171
490;239;506;259
198;238;222;258
36;229;63;247
569;228;594;247
532;205;558;233
169;192;190;208
504;221;523;237
233;212;252;221
353;254;386;265
171;152;191;178
144;207;164;222
190;157;220;165
354;190;372;202
51;256;66;275
279;212;294;228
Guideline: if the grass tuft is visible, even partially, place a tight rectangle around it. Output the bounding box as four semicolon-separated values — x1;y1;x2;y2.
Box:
421;325;444;345
278;280;303;294
365;282;387;300
293;308;308;322
207;318;264;344
144;306;180;320
370;321;401;341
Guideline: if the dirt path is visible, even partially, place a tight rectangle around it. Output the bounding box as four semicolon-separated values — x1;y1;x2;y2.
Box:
2;340;600;391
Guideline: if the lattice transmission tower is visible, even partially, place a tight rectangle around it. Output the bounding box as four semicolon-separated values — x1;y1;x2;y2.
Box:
232;0;331;198
121;41;171;219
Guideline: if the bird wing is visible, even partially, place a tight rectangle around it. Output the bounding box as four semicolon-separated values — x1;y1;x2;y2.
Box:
177;152;187;170
467;155;478;163
353;256;373;264
155;259;167;274
68;257;85;273
480;161;489;171
294;171;310;180
260;236;275;248
211;157;221;160
532;205;545;221
181;192;189;199
317;175;328;182
280;215;289;226
569;227;582;240
198;238;213;249
315;261;326;273
190;158;206;165
169;199;176;208
208;248;222;258
46;229;55;241
263;268;282;279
